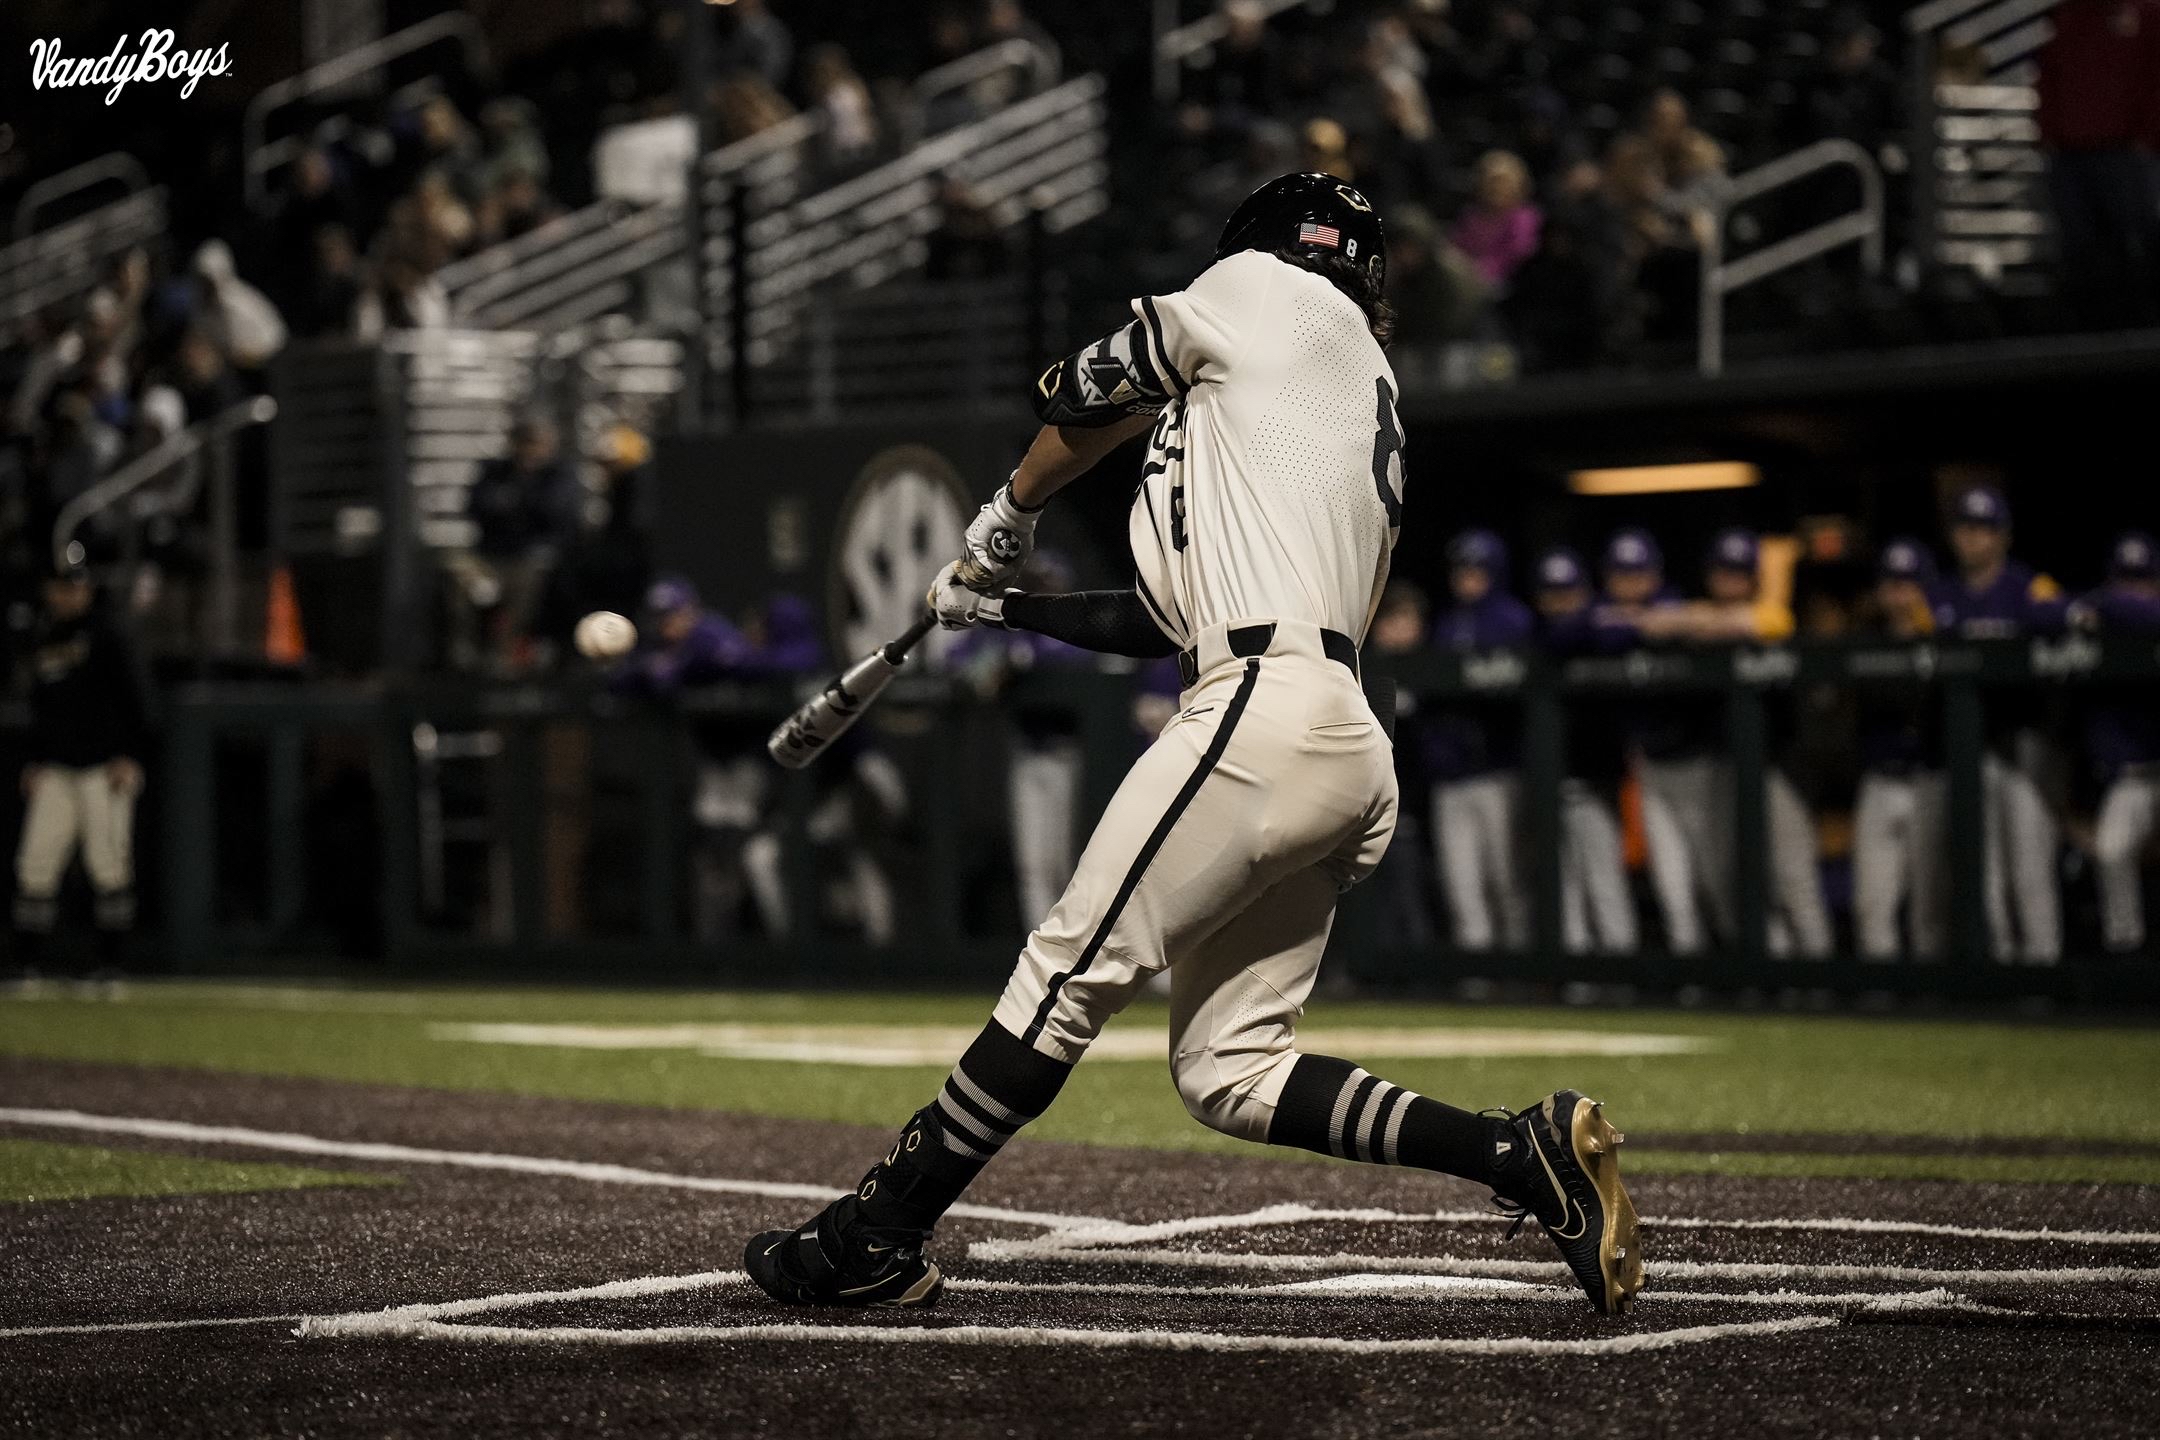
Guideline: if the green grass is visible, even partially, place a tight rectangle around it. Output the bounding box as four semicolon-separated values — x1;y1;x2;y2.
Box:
0;1137;395;1204
4;981;2159;1184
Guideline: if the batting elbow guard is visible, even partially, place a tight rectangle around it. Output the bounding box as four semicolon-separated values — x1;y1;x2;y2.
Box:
1032;321;1171;429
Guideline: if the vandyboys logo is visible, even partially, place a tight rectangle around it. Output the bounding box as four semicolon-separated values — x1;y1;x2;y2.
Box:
29;30;232;105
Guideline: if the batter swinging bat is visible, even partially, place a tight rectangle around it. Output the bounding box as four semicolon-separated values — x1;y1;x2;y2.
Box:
767;610;939;769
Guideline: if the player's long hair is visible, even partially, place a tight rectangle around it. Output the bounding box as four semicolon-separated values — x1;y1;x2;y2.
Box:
1269;249;1396;349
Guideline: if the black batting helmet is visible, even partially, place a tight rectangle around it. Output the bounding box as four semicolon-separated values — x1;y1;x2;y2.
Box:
1215;172;1386;293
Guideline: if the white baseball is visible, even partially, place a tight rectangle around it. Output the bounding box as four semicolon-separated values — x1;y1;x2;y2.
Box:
574;610;638;660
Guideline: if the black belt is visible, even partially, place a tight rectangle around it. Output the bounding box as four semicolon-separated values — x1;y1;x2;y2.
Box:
1178;623;1359;688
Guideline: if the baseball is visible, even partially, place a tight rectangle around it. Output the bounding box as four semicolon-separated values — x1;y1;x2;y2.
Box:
573;610;637;660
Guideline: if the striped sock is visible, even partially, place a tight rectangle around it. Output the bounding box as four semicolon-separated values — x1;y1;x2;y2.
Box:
856;1021;1072;1231
1267;1054;1518;1187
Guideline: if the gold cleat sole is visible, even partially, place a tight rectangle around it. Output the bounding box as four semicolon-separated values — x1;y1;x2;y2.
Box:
877;1261;945;1308
1568;1096;1645;1315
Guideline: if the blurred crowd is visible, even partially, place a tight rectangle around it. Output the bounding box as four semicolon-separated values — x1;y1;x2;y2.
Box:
1148;0;1907;369
251;0;1058;344
0;237;284;644
1369;491;2160;964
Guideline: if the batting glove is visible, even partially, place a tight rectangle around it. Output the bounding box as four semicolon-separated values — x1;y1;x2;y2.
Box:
959;477;1042;589
928;561;1013;631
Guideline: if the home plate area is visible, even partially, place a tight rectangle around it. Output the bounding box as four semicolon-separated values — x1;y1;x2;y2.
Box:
7;1067;2159;1438
300;1196;2160;1355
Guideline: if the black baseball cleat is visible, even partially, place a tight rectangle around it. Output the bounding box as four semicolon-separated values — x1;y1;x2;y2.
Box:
743;1193;944;1308
1492;1090;1644;1316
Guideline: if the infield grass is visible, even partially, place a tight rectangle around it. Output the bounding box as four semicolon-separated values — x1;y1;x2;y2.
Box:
4;980;2158;1184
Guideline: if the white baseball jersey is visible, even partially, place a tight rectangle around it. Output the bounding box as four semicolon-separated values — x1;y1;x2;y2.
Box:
1125;251;1405;649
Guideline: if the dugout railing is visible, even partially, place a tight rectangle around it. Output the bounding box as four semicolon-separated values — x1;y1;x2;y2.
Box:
132;638;2160;1003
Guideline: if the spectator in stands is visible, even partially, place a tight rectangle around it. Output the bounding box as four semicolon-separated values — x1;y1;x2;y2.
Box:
1638;89;1720;192
477;170;561;248
293;225;364;339
2036;0;2160;328
168;327;243;425
1429;531;1534;952
1935;485;2068;963
717;0;795;92
1602;135;1699;343
1451;150;1544;290
1181;0;1287;150
1852;538;1949;961
190;242;286;374
272;147;358;297
1300;117;1357;182
805;45;882;173
411;96;486;207
450;414;583;672
1505;167;1627;369
925;176;1012;280
1805;17;1899;154
478;99;551;196
353;253;451;338
2070;532;2160;952
1387;205;1492;346
1533;546;1639;955
710;73;797;146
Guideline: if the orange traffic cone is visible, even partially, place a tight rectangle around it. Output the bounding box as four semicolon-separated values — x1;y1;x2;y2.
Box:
265;563;306;666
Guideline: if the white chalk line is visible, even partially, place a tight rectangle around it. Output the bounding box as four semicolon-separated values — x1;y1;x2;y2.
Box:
0;1108;1090;1231
304;1310;1842;1356
9;1109;2156;1344
1012;1202;2160;1251
0;1313;306;1340
966;1241;2160;1288
10;1109;2158;1254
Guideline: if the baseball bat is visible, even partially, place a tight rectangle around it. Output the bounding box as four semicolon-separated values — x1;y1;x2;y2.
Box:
766;610;939;769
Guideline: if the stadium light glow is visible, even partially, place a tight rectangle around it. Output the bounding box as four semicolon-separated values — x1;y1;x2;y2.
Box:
1568;462;1762;496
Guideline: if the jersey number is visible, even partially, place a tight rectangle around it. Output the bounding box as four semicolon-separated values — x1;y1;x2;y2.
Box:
1370;378;1404;528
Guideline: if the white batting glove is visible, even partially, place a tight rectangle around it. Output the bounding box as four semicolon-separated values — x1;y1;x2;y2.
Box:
928;561;1012;631
959;477;1041;589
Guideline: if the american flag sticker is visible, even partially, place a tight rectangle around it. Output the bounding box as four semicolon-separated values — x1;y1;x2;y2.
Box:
1297;222;1341;249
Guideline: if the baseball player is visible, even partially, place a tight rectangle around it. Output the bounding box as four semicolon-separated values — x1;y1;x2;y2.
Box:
1851;539;1950;960
1631;528;1831;958
2071;532;2160;953
1428;530;1535;951
1533;547;1641;955
12;553;151;974
1934;486;2067;963
1598;528;1721;954
743;174;1642;1315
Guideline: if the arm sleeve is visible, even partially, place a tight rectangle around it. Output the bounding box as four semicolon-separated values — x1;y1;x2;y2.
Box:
1000;589;1180;659
1031;320;1173;428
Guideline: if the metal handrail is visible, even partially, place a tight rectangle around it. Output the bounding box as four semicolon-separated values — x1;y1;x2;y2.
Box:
12;153;153;241
1155;0;1327;101
243;13;493;212
53;396;278;568
1697;140;1885;377
914;37;1060;107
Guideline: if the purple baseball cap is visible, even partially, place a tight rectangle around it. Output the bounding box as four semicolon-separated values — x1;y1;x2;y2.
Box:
1536;546;1588;590
1707;527;1758;574
2111;531;2157;580
645;575;700;614
1878;537;1937;583
1603;528;1663;575
1951;486;2009;529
